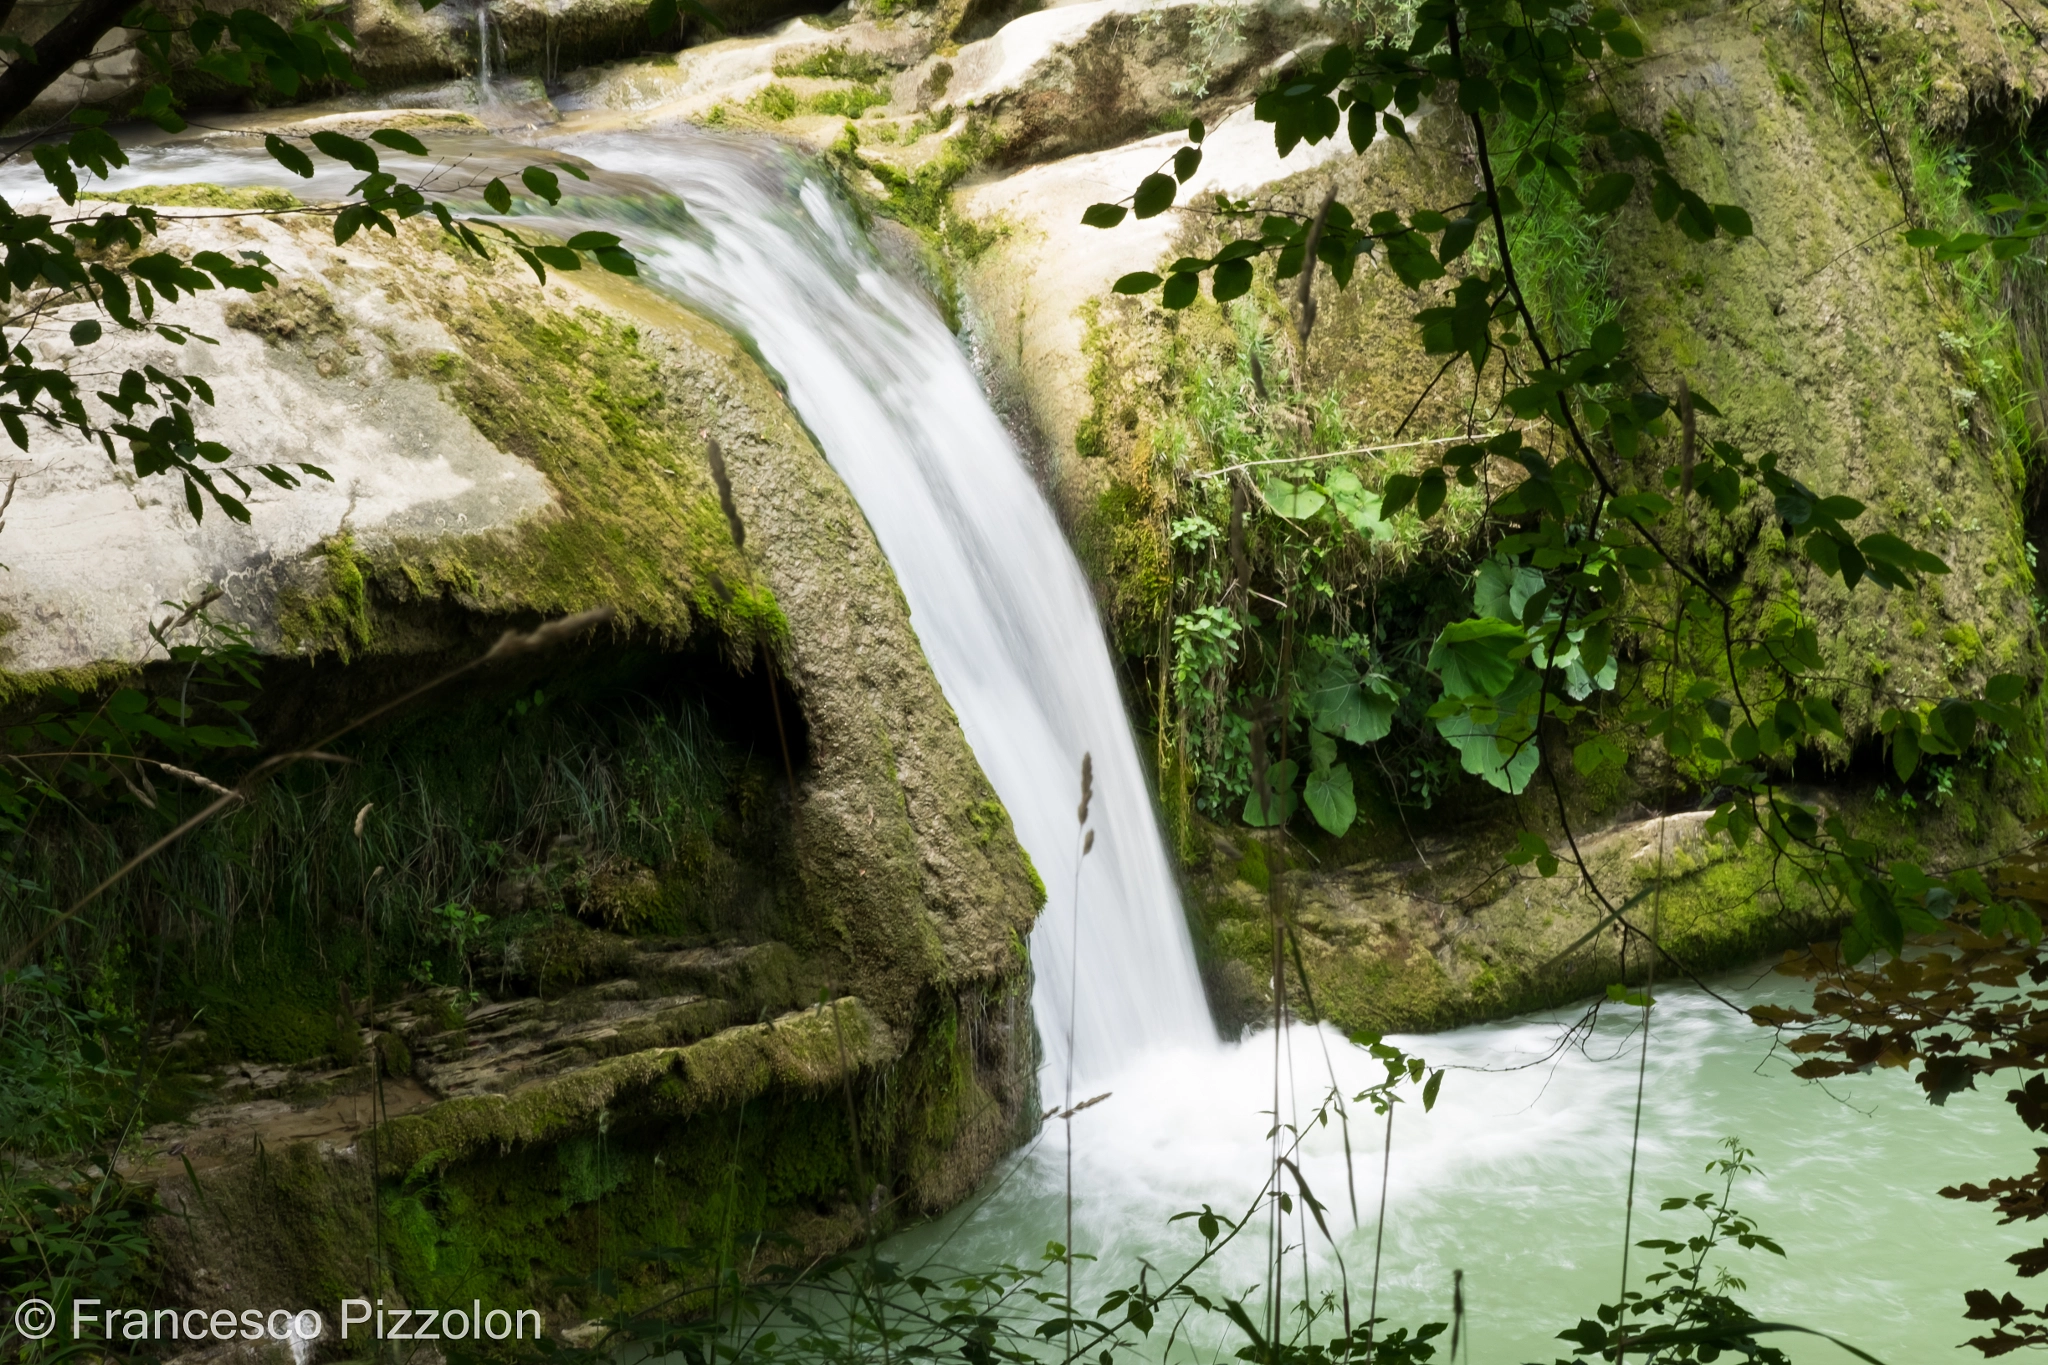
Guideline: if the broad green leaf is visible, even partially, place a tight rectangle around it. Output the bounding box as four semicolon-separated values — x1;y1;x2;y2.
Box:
369;128;429;156
1573;734;1625;775
1133;173;1178;219
1303;656;1397;743
1473;558;1544;624
309;130;378;173
1892;722;1920;781
1213;258;1253;300
1082;202;1128;228
521;166;563;204
1712;204;1753;237
1303;761;1357;836
1261;477;1326;519
1429;617;1524;696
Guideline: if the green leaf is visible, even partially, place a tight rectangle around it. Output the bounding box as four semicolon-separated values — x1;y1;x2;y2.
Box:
1437;215;1478;264
1173;146;1202;182
521;166;563;204
1213;257;1253;301
1803;696;1845;738
309;130;379;173
565;230;622;250
1428;618;1524;696
1243;758;1299;827
1473;557;1545;623
1323;470;1390;540
70;319;102;346
1582;171;1635;215
1113;271;1162;294
256;135;307;181
1415;467;1447;519
1133;173;1178;219
33;144;77;204
1892;722;1921;782
1162;272;1200;309
1303;761;1356;835
484;178;513;214
1187;117;1205;144
1605;27;1644;57
1573;734;1625;776
369;128;430;155
1082;202;1128;229
1712;203;1754;238
1260;477;1326;519
1304;656;1398;743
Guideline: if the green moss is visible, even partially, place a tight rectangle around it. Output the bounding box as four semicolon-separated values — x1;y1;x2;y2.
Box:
839;118;1006;330
1944;621;1985;670
749;82;799;120
195;976;346;1065
387;295;787;661
1073;410;1106;460
807;86;891;119
773;45;895;81
277;532;373;661
1235;839;1269;893
84;183;303;210
378;1030;414;1077
1020;848;1046;909
965;797;1008;846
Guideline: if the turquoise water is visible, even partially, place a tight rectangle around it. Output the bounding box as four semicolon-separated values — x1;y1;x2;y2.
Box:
891;968;2030;1362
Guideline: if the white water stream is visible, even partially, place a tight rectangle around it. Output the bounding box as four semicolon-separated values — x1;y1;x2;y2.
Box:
47;127;2034;1358
552;130;1217;1090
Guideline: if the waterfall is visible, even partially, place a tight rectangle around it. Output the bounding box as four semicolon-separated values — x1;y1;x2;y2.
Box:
553;132;1217;1086
30;128;1218;1087
475;0;496;104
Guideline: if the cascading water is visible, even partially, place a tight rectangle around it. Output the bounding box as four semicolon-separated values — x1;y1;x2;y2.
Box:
548;131;1217;1089
475;0;497;104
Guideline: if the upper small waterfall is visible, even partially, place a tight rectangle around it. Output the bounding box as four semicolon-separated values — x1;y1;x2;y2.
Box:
558;131;1216;1086
475;0;496;103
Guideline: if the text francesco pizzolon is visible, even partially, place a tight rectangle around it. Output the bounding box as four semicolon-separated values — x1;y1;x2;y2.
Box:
36;1298;543;1343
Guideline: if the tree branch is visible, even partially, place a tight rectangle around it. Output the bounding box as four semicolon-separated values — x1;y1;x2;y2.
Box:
0;0;134;133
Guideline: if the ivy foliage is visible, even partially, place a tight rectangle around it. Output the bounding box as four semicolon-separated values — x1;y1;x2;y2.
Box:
1086;0;2031;971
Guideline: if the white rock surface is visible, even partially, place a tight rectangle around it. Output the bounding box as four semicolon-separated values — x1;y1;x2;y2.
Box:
0;210;553;675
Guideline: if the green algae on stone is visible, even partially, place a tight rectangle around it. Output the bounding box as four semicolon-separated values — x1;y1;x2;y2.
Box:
83;183;304;210
276;532;374;661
